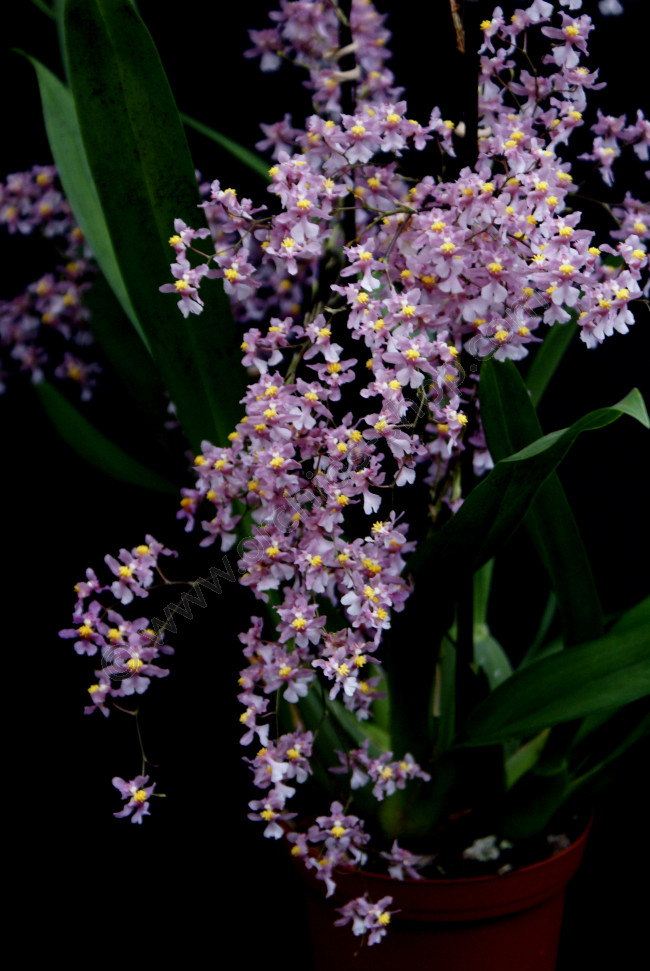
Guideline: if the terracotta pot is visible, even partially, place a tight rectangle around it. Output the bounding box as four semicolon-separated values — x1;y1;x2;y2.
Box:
292;818;592;971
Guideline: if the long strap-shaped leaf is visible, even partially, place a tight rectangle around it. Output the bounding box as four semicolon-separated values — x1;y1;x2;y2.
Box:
28;55;146;349
181;114;271;183
525;318;577;408
480;358;603;645
406;387;648;582
463;597;650;745
35;381;178;494
63;0;246;451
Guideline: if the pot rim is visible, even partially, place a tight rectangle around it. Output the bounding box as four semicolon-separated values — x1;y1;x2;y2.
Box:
287;814;594;922
327;812;594;889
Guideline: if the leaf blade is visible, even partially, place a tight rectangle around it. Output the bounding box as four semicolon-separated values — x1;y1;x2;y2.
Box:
35;381;178;494
181;114;271;182
525;319;577;408
479;358;604;644
464;615;650;745
63;0;246;450
406;387;649;582
26;54;148;348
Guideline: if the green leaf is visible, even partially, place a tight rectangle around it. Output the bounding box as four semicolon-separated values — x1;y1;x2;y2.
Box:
569;600;650;748
471;560;513;690
525;319;577;408
568;706;650;791
62;0;246;451
181;114;271;183
520;593;558;667
480;358;604;644
325;695;390;754
608;593;650;635
433;636;457;756
472;558;493;629
502;760;573;841
81;272;171;452
474;633;513;691
26;55;147;349
34;381;178;494
406;387;649;584
463;617;650;746
30;0;55;18
504;729;551;789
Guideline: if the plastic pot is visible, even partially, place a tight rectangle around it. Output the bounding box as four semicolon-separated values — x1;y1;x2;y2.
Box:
292;818;592;971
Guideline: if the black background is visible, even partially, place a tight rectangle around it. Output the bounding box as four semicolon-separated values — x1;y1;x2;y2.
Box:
3;0;648;963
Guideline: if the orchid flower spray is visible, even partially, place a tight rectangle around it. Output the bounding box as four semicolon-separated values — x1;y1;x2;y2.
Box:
17;0;646;949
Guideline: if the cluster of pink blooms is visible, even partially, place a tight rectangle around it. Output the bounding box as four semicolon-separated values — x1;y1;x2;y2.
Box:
59;536;176;721
156;0;650;942
52;0;648;945
0;165;100;398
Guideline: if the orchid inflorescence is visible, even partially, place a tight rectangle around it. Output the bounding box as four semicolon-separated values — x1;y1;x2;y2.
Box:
0;165;100;398
53;0;649;948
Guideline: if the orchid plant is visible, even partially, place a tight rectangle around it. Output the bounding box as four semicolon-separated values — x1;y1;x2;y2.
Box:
5;0;649;948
